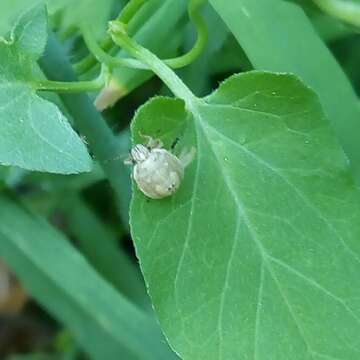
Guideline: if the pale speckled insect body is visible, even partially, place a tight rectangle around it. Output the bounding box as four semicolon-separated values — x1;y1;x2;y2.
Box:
134;148;184;199
126;137;195;199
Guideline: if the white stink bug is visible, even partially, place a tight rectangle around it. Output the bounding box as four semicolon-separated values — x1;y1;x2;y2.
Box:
125;135;195;199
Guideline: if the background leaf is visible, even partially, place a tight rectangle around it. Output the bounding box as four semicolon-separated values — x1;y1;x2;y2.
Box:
208;0;360;184
51;0;118;38
0;6;92;174
131;72;360;359
0;195;177;360
11;3;47;58
62;194;150;309
0;0;118;37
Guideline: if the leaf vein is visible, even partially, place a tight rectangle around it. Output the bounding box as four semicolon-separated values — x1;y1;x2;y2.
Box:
204;121;360;266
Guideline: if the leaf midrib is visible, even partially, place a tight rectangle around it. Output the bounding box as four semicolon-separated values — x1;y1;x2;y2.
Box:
183;97;313;355
196;114;316;358
201;105;360;267
201;113;360;320
184;97;360;358
173;114;202;332
26;96;87;169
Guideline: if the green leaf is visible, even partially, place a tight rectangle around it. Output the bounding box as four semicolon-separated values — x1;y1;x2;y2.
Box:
11;3;47;58
0;195;176;360
0;0;30;36
131;72;360;359
0;6;92;174
208;0;360;184
51;0;117;38
0;0;116;38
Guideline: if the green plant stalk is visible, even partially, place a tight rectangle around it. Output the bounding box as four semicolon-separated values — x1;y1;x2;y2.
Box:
111;0;208;70
119;0;148;24
39;32;131;225
95;0;188;110
312;0;360;28
109;21;197;103
94;20;186;110
76;0;207;76
81;25;149;71
34;62;108;93
33;77;104;93
74;0;150;75
73;42;111;75
164;0;208;69
126;0;163;34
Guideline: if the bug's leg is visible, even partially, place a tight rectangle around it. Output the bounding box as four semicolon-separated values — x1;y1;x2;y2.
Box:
123;151;135;165
99;153;128;165
179;147;196;167
124;157;134;165
139;132;163;149
170;137;180;151
148;137;163;149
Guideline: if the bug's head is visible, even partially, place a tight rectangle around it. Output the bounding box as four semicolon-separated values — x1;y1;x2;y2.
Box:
130;144;150;163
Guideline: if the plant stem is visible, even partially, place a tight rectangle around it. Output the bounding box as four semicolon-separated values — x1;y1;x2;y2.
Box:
39;32;131;225
109;21;198;104
312;0;360;28
81;25;149;71
34;64;108;94
33;78;104;93
164;0;208;69
73;49;104;75
74;0;148;75
119;0;148;24
75;0;207;75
